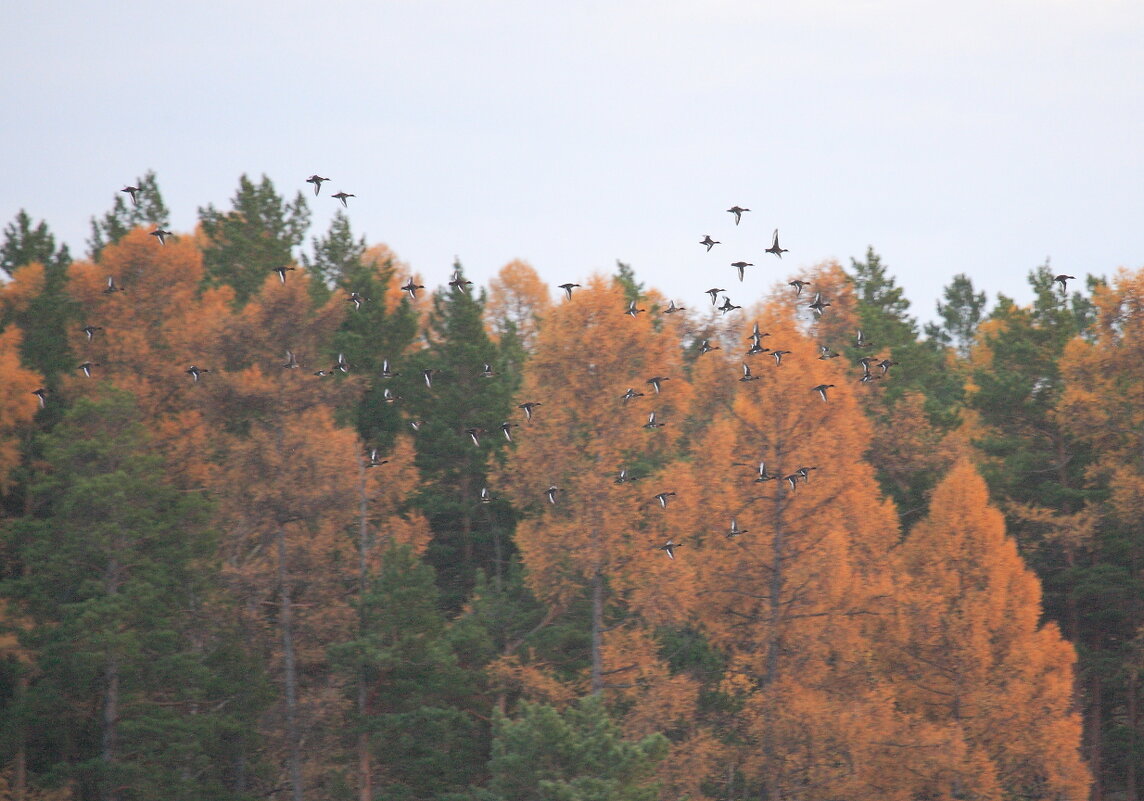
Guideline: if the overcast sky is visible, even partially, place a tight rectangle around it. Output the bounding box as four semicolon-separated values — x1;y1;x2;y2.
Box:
3;0;1141;325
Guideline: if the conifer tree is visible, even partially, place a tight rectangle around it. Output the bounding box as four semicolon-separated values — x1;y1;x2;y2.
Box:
87;171;170;261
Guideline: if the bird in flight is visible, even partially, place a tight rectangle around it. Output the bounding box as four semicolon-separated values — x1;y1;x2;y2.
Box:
365;448;388;468
31;388;48;408
807;292;830;315
698;339;720;355
558;283;580;300
186;365;212;383
700;235;720;251
332;353;349;373
346;291;369;310
727;518;748;538
646;376;669;394
706;287;726;305
449;271;473;293
150;228;172;245
621;387;644;403
739;363;760;382
811;383;835;402
518;401;543;422
272;265;297;284
103;276;126;294
789;279;811;296
719;297;742;315
283;350;300;370
306;175;330;195
766;229;788;258
1054;274;1077;293
644;411;665;429
664;299;685;314
401;278;424;299
332;192;355;207
545;485;560;505
121;185;140;206
654;539;684;559
626;300;646;317
771;349;792;366
380;358;399;379
82;325;104;340
731;261;753;282
78;361;100;377
654;491;677;508
464;427;485;447
727;206;750;225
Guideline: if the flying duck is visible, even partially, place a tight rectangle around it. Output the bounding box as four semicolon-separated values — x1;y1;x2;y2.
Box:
332;191;355;207
807;292;830;315
706;287;726;305
664;299;685;314
332;353;349;373
626;299;646;317
621;387;645;403
346;291;369;310
727;518;748;538
771;350;792;366
103;276;125;294
558;283;580;300
120;185;140;206
518;401;543;422
449;271;472;293
272;265;297;284
421;368;436;388
305;175;330;195
644;411;665;429
282;350;300;369
646;376;670;394
82;325;104;340
150;228;172;245
811;383;835;402
654;491;677;508
464;427;485;447
545;485;559;504
739;363;760;382
1054;274;1076;292
731;261;753;282
655;539;684;559
380;359;399;378
700;235;720;251
698;339;720;355
499;421;518;441
365;448;388;468
78;361;99;377
789;279;811;296
186;365;212;382
727;206;750;225
766;229;788;258
719;297;742;315
401;278;424;299
31;388;48;408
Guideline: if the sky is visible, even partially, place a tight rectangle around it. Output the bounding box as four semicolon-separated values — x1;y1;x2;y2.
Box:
3;0;1142;326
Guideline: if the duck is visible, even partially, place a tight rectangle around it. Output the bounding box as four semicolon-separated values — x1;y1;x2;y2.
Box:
739;363;760;382
700;235;720;251
706;287;726;305
401;278;424;299
82;325;104;341
409;419;425;431
186;365;212;382
784;474;800;491
449;271;473;293
499;421;518;441
480;362;497;378
346;291;369;310
855;329;873;349
731;261;753;282
818;345;840;360
807;292;830;315
1054;274;1076;292
646;376;670;394
558;283;580;300
305;175;330;195
615;468;631;484
755;461;776;482
282;350;300;370
380;359;399;379
654;539;683;559
150;228;172;245
789;279;811;296
654;491;677;508
480;486;494;503
78;361;100;377
383;387;400;403
365;448;388;468
31;388;48;408
120;185;140;206
727;205;750;225
747;322;768;342
746;342;770;357
332;353;349;373
858;356;880;375
272;265;297;284
664;299;685;314
518;401;543;421
421;368;436;388
332;191;355;207
621;387;645;403
771;349;792;366
811;383;835;402
727;518;748;538
626;300;646;317
698;339;720;355
859;373;883;384
795;466;818;483
545;485;560;505
719;297;742;315
644;411;665;429
878;359;899;375
103;276;125;294
465;427;485;447
766;229;788;258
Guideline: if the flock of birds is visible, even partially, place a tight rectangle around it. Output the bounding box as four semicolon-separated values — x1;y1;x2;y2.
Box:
37;180;1083;560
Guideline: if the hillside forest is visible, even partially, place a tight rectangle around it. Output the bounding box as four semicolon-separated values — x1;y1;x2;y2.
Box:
0;172;1139;801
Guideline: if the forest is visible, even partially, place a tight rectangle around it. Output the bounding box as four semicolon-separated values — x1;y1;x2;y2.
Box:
0;171;1137;801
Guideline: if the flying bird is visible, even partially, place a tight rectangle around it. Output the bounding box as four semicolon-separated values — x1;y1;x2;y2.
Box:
739;363;760;382
31;388;48;408
818;345;840;360
401;278;424;299
855;330;873;349
766;229;788;258
807;292;830;315
150;228;172;245
1054;274;1077;292
282;350;300;370
186;365;212;383
878;359;899;375
78;361;99;377
545;485;559;505
771;350;792;366
811;383;835;402
332;191;355;207
698;339;720;355
383;387;400;403
380;359;399;378
731;261;753;282
700;235;720;251
719;297;742;315
626;300;646;317
621;387;645;403
480;486;494;503
755;461;776;482
646;376;670;394
518;401;543;422
644;411;665;429
449;271;473;293
332;353;349;373
421;368;436;388
120;185;140;206
706;287;726;305
499;421;518;441
82;325;104;341
103;276;125;294
858;356;880;376
272;265;297;284
789;279;811;296
654;539;684;559
727;206;750;225
306;175;330;195
345;291;369;310
727;518;748;538
464;427;485;447
365;448;388;468
480;363;497;378
558;283;580;300
664;299;685;314
653;491;677;509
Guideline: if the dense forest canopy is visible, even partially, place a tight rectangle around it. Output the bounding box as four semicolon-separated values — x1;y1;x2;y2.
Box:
1;174;1137;801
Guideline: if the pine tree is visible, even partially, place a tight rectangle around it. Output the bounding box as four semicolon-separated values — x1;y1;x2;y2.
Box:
87;171;170;261
925;272;988;356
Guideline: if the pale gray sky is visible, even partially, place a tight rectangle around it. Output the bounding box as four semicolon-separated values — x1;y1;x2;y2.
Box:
4;0;1142;324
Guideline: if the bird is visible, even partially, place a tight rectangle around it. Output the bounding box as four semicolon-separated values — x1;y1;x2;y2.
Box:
464;427;485;447
150;228;172;245
878;359;899;375
755;461;776;482
545;485;559;504
615;468;631;484
421;368;436;388
499;421;518;441
700;235;720;251
306;175;330;195
646;376;670;394
784;474;801;491
345;291;369;310
719;297;742;315
644;411;665;429
626;300;646;317
859;373;883;384
766;229;788;258
621;387;645;403
796;466;818;483
740;363;760;382
332;191;355;207
747;322;768;343
727;518;748;538
120;185;140;206
449;271;473;293
383;387;400;403
365;448;388;468
818;345;840;360
654;491;677;508
480;486;494;503
654;539;683;559
731;261;753;282
811;383;835;402
409;419;425;431
706;287;726;305
858;356;880;376
807;292;830;315
727;206;750;225
281;350;300;370
103;276;125;294
1054;274;1076;292
78;361;99;377
272;265;297;284
186;365;211;382
82;325;104;341
332;353;349;373
480;363;497;378
558;283;580;300
746;341;770;357
664;299;685;314
772;350;792;366
518;401;543;422
855;329;873;349
401;278;424;299
31;388;48;408
314;369;331;378
698;339;720;355
789;279;811;296
380;359;399;379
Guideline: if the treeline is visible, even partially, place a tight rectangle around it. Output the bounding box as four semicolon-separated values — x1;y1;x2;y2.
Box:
0;172;1135;801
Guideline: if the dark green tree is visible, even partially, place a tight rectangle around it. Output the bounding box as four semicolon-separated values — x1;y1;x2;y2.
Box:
613;260;643;306
301;210;366;301
924;272;988;356
481;696;668;801
0;391;267;801
198;174;310;304
87;171;170;260
0;210;75;380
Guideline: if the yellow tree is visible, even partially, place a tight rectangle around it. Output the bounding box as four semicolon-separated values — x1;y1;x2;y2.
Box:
484;259;552;350
894;459;1090;800
0;327;41;494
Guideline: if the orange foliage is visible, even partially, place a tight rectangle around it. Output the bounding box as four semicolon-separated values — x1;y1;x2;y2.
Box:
0;327;42;492
484;259;552;349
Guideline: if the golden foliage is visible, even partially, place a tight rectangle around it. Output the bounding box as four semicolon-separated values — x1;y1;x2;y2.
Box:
0;326;42;492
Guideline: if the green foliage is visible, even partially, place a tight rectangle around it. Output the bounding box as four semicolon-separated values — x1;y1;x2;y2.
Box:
485;696;668;801
613;260;643;306
198;174;310;304
302;210;366;301
87;170;170;260
924;272;988;355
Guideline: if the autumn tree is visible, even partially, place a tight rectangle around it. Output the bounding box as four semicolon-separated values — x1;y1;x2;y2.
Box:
87;171;170;261
484;259;552;352
893;459;1090;800
198;174;310;304
0;328;43;496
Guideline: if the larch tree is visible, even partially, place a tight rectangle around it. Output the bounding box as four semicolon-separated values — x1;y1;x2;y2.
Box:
0;327;43;496
894;459;1090;800
484;259;552;352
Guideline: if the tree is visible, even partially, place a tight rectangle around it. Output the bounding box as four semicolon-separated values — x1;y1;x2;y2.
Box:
2;390;264;801
484;260;552;353
2;211;70;279
87;171;170;261
483;696;668;801
198;174;310;304
0;327;43;494
925;273;988;356
894;460;1090;799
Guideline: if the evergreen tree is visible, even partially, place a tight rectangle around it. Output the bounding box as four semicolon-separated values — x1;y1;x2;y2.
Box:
87;171;170;261
1;210;70;278
924;272;988;356
198;174;310;304
301;210;366;300
1;390;265;801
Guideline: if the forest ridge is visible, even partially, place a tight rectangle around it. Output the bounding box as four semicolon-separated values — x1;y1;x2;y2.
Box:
0;172;1136;801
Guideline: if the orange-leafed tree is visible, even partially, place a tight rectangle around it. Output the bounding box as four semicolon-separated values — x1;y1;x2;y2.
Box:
894;459;1090;800
484;259;552;350
0;327;42;494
